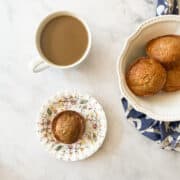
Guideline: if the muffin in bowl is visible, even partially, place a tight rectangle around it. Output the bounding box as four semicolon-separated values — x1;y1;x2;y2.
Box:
163;61;180;92
52;110;85;144
146;35;180;65
126;57;167;96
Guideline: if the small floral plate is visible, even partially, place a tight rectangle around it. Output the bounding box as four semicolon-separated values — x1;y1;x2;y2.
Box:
37;91;107;161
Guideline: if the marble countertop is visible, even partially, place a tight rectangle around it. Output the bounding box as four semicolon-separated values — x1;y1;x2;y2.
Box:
1;0;180;179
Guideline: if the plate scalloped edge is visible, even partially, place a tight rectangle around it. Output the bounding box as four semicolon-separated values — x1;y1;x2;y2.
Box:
37;90;107;161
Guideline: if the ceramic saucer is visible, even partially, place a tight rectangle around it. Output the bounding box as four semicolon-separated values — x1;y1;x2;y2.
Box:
37;91;107;161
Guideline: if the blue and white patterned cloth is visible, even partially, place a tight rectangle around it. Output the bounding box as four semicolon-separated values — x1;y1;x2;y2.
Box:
122;98;180;151
156;0;179;15
121;0;180;151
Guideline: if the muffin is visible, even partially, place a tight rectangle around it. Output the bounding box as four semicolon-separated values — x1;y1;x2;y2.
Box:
126;57;167;96
146;35;180;65
163;65;180;92
52;111;85;144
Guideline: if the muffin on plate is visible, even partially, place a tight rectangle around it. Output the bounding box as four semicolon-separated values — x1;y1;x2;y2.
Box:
52;110;85;144
146;35;180;65
126;57;167;96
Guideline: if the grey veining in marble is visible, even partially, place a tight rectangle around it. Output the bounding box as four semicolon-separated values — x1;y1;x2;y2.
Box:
1;0;180;180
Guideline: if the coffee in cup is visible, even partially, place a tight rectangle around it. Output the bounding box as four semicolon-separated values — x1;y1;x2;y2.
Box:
32;11;91;72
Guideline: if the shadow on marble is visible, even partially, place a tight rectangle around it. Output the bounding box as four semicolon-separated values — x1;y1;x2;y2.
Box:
0;162;25;180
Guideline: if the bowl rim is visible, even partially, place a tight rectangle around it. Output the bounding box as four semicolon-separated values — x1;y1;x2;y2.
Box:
117;15;180;121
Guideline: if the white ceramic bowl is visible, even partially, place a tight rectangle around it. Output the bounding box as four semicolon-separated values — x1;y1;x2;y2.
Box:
117;15;180;122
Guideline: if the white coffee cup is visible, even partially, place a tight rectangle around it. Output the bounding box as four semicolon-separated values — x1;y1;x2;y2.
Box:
32;11;92;73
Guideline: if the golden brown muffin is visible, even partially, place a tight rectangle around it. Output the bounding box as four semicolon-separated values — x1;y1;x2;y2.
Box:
126;57;167;96
163;66;180;92
146;35;180;65
52;111;85;144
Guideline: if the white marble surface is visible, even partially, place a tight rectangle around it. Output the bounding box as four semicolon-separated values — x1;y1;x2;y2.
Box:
1;0;180;180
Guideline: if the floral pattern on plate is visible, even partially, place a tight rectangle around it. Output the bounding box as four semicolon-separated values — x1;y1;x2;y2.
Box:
37;91;107;161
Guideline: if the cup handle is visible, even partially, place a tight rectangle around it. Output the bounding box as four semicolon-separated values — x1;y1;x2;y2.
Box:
31;59;49;73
